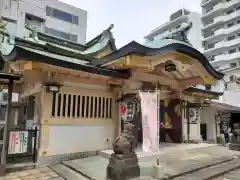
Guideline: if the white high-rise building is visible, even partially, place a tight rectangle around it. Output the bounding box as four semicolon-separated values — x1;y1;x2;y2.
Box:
201;0;240;71
144;9;203;52
0;0;87;44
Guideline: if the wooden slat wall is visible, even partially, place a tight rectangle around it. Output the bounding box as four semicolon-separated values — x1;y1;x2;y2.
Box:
50;90;114;120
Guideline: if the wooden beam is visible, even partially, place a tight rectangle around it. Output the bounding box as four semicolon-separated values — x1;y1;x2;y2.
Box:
19;82;43;99
132;70;180;89
34;65;124;85
179;76;205;89
23;61;41;70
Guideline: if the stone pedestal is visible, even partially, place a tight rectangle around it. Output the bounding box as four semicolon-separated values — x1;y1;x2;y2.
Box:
107;153;140;180
229;123;240;151
0;164;6;177
229;143;240;151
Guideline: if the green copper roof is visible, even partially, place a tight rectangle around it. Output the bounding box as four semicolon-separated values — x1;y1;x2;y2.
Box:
143;38;192;49
0;21;118;64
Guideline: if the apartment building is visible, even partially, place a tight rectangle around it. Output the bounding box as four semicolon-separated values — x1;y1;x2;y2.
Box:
0;0;87;44
201;0;240;71
144;9;203;52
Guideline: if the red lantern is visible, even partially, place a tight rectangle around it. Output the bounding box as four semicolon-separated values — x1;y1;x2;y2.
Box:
121;104;126;114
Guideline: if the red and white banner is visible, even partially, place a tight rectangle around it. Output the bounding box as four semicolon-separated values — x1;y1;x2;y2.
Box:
139;91;159;152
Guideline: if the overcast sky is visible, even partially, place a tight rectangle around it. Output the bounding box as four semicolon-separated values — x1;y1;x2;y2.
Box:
60;0;202;47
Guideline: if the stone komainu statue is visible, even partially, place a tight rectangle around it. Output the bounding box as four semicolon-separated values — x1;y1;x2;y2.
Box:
107;122;140;180
113;122;136;155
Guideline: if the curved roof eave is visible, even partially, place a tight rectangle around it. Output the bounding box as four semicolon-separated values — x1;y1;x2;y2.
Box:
185;87;224;96
89;40;224;80
0;46;130;79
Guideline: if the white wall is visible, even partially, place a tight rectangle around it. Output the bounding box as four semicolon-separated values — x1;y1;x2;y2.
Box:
200;107;217;141
46;123;114;155
188;12;203;52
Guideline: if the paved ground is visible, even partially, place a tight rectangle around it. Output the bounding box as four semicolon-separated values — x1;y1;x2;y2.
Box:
2;144;240;180
1;167;63;180
213;168;240;180
61;144;240;179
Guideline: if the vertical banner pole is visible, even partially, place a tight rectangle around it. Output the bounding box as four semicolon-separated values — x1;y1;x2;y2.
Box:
156;83;160;165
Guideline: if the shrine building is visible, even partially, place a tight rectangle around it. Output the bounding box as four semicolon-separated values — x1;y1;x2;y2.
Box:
0;23;224;166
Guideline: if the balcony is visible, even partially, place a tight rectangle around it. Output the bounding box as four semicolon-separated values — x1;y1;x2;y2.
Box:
225;38;240;48
214;51;240;63
214;29;225;37
224;10;240;23
201;0;220;8
202;31;225;43
204;42;225;55
225;0;240;9
223;23;240;35
214;10;240;25
214;41;225;49
155;22;190;40
202;2;225;19
202;20;223;31
145;15;188;39
206;37;240;55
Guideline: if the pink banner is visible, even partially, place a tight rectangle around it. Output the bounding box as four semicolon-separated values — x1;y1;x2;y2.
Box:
139;91;159;152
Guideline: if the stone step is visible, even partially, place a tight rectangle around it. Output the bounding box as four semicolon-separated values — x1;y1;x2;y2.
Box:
172;159;240;180
212;168;240;180
49;164;89;180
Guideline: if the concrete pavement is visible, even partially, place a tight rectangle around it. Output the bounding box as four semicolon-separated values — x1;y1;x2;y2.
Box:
213;168;240;180
59;144;240;180
3;144;240;180
2;167;62;180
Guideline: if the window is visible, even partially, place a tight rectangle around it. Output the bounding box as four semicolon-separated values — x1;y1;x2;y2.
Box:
51;93;113;119
226;9;234;15
45;27;78;42
229;48;236;54
207;43;214;49
230;62;237;68
46;6;79;25
227;35;235;41
227;22;234;27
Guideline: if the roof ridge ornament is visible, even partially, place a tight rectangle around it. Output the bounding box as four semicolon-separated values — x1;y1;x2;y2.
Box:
106;24;114;31
163;22;192;46
29;27;39;42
